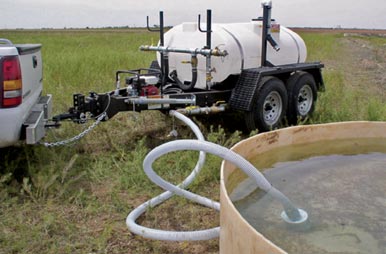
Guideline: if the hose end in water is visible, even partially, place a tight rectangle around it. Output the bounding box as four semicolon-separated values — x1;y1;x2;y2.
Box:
281;208;308;224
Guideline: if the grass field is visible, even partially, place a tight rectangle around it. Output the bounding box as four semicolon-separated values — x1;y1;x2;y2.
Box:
0;29;385;253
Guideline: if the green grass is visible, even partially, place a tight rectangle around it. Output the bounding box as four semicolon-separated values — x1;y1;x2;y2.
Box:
3;30;158;111
299;32;386;123
0;29;386;253
298;32;344;62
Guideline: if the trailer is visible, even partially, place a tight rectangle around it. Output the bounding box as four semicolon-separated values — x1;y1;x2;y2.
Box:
54;1;324;133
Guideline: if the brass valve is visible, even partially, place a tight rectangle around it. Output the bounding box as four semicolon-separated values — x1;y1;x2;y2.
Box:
181;55;198;67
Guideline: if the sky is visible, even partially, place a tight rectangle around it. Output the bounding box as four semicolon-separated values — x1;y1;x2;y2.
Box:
1;0;386;29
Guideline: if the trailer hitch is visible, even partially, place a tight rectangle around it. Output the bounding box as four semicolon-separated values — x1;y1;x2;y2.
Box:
52;92;108;124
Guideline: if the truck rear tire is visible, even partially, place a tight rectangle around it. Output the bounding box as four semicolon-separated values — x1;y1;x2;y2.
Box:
245;76;288;132
286;72;317;124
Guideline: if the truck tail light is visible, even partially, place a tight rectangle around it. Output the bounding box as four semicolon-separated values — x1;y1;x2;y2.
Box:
1;56;22;108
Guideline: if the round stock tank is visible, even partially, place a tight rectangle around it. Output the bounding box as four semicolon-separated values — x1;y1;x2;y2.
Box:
220;122;386;253
162;21;306;89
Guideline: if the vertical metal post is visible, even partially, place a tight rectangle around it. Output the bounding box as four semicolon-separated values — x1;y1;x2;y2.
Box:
261;1;279;67
146;12;168;95
159;11;166;92
206;9;213;90
198;10;213;89
159;12;164;46
261;3;270;67
206;9;212;49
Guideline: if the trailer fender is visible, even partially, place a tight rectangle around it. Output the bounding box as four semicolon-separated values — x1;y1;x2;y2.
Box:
229;69;263;111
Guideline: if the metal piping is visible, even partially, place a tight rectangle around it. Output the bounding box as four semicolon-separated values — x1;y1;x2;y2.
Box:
125;96;196;105
176;104;226;115
140;44;227;91
140;45;228;57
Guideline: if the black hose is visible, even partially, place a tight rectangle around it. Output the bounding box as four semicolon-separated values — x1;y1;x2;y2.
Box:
163;54;169;81
171;55;198;91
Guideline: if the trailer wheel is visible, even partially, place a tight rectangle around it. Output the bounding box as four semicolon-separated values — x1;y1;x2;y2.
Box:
245;76;288;132
286;72;317;124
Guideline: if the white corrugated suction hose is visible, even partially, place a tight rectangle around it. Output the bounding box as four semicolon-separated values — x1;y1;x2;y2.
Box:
126;110;307;241
126;110;220;241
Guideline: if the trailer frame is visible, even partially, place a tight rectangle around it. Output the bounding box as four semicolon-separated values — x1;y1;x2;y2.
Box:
53;2;324;132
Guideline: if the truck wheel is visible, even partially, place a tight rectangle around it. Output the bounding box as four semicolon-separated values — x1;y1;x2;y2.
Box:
245;76;288;132
286;72;317;124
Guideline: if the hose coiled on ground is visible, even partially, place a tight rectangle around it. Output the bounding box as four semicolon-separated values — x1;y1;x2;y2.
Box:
126;110;307;241
126;110;219;241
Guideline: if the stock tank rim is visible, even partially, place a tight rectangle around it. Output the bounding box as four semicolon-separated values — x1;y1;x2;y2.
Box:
219;121;386;254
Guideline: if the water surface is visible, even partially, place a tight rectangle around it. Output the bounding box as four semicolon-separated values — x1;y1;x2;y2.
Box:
231;138;386;254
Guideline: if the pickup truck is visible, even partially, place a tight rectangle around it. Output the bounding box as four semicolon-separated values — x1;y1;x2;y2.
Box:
0;38;52;148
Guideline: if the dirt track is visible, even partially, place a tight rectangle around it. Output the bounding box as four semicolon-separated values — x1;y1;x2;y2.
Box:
292;27;386;36
339;34;386;99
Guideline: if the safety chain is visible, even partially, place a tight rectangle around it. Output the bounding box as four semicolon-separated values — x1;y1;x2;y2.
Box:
42;112;107;148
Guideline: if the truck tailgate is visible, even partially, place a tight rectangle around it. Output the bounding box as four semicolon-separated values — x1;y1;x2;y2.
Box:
15;44;43;102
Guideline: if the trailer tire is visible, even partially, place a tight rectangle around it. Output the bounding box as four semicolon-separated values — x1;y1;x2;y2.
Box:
245;76;288;132
286;72;317;125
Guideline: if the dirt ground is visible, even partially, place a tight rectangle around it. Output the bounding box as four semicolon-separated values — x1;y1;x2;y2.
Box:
292;27;386;36
297;28;386;100
340;34;386;98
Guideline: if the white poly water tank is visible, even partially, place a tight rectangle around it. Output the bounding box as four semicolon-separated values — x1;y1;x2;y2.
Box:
160;21;307;89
